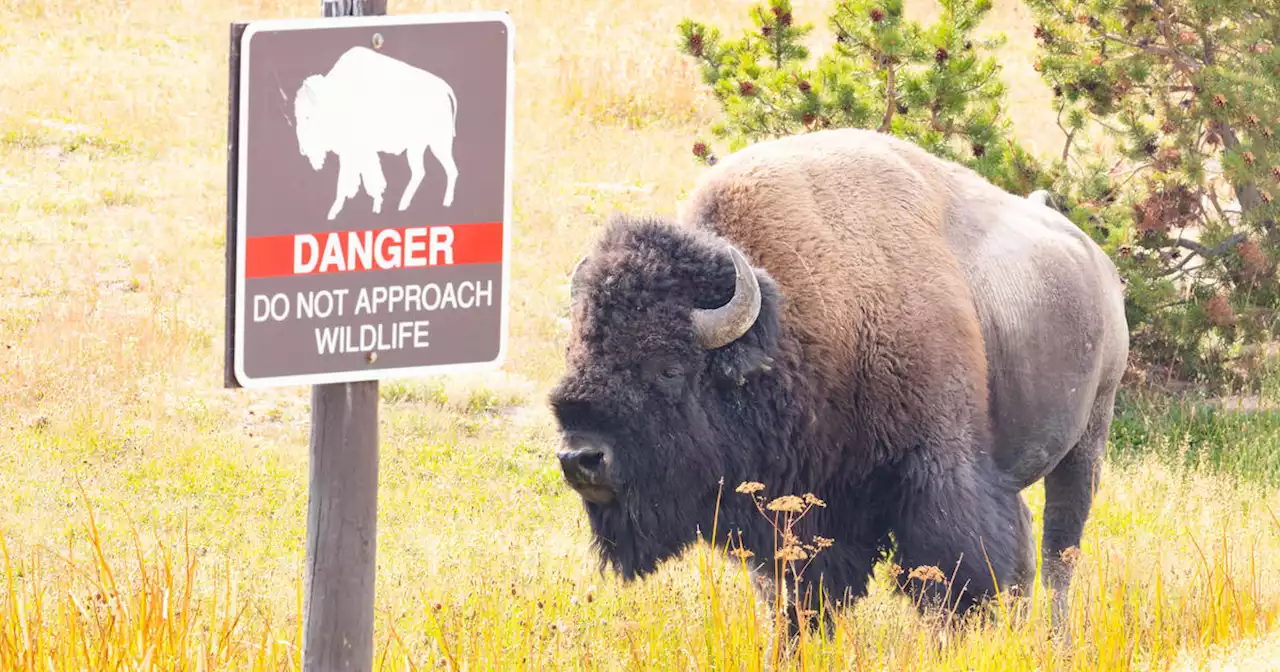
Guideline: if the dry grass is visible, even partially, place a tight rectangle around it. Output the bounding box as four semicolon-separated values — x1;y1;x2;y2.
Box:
2;0;1279;669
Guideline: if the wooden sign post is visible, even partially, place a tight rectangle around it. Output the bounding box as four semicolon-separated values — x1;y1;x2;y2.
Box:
224;2;514;668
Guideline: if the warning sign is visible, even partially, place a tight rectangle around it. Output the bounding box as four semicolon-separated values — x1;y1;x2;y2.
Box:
225;11;514;388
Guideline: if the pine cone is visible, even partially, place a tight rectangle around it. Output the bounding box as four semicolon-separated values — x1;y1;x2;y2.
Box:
802;112;816;126
1247;113;1260;127
692;142;709;158
688;32;704;57
1204;293;1235;328
1272;166;1280;181
896;101;908;114
739;80;757;96
870;8;885;22
935;47;949;63
1236;239;1270;282
1214;94;1227;108
1053;84;1063;97
798;79;811;93
762;24;773;37
1243;151;1256;166
1161;119;1177;134
972;143;985;157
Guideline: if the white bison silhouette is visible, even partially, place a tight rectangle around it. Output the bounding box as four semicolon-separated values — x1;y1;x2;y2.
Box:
292;46;458;220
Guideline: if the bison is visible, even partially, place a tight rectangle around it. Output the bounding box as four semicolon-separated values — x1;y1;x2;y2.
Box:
548;128;1129;632
293;45;459;221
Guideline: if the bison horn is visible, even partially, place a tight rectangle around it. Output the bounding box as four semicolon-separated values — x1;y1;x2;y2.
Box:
692;245;761;349
568;254;589;304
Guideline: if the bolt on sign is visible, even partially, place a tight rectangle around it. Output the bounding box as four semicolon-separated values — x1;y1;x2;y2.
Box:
226;11;514;388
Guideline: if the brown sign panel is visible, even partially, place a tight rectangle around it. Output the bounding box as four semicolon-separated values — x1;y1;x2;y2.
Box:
227;12;514;388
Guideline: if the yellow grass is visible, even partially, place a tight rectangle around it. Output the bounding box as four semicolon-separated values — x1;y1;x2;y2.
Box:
1;0;1279;669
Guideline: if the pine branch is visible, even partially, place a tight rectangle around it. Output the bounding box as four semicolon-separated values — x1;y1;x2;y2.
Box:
879;61;897;132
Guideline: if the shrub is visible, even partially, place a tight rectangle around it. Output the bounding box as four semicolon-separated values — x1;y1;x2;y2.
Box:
677;0;1050;196
1024;0;1280;387
677;0;1280;390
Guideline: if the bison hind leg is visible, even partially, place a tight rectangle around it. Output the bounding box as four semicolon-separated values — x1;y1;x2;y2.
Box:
398;142;427;212
1041;387;1114;634
428;133;458;208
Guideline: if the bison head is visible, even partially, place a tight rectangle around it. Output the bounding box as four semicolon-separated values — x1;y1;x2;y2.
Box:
548;215;793;580
293;75;330;172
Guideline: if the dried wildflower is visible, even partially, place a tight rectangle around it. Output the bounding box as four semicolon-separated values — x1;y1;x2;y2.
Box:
813;535;834;549
776;545;808;561
1059;546;1083;567
736;481;765;494
803;493;826;507
767;495;806;513
731;547;756;559
908;565;947;584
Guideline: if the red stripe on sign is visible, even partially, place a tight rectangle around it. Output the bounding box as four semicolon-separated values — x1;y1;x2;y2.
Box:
245;222;504;279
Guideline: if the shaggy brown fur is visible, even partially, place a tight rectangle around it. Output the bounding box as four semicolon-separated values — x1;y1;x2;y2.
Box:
550;127;1128;633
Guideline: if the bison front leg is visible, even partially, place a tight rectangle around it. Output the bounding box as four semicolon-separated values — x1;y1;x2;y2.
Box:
356;151;388;215
327;154;362;221
888;453;1034;622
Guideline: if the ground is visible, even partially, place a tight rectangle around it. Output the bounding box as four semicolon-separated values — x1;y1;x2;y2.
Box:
2;0;1280;669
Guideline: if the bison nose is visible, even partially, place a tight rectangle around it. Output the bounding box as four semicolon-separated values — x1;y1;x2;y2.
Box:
557;443;615;504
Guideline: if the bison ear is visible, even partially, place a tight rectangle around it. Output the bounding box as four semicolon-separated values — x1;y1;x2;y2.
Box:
708;269;782;387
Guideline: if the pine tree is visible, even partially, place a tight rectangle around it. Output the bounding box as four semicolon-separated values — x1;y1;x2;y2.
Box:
1026;0;1280;384
677;0;1049;196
